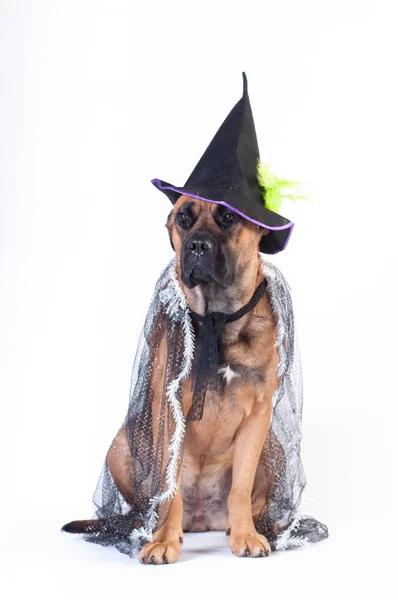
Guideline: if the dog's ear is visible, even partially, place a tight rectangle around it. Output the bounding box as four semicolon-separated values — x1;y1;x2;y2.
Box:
166;210;175;251
260;226;270;237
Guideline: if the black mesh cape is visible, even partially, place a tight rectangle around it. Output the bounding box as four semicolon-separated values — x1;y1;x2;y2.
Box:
84;259;328;555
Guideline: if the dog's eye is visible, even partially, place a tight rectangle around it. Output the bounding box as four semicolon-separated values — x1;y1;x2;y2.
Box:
177;212;190;228
223;212;236;223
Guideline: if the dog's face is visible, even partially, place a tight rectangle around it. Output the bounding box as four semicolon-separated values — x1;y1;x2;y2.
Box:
167;195;268;289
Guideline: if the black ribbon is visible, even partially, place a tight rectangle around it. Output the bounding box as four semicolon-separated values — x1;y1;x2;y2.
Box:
187;279;267;421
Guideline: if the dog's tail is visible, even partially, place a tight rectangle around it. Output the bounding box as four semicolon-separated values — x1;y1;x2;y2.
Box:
61;519;103;534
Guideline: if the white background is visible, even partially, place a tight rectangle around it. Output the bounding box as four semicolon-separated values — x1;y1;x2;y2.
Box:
1;1;397;598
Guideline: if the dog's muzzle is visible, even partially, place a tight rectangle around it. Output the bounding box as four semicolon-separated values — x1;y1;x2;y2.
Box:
181;230;231;289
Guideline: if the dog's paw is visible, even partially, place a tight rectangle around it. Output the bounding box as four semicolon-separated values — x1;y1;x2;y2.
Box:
228;529;271;558
139;539;181;565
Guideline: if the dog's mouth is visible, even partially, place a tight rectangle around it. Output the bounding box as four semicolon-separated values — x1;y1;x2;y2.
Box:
184;264;233;289
189;266;217;287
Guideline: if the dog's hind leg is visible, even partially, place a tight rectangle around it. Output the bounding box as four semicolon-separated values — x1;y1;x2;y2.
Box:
62;426;135;535
106;426;134;505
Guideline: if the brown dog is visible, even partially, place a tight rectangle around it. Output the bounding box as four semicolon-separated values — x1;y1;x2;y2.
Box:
103;195;279;563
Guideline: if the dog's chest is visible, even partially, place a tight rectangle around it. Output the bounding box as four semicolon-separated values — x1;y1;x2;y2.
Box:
183;360;265;457
185;387;243;451
217;361;266;388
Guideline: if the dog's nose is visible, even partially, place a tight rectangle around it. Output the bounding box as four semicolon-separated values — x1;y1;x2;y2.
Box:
188;237;213;256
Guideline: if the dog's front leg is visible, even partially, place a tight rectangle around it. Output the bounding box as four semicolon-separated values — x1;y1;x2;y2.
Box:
227;393;273;558
139;473;184;565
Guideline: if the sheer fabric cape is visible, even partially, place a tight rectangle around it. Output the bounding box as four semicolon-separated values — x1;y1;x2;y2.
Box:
85;259;328;556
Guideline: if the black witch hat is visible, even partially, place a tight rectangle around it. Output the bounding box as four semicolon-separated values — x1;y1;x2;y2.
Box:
152;73;294;254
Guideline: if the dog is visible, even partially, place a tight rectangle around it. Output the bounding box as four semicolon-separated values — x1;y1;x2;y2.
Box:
63;195;281;563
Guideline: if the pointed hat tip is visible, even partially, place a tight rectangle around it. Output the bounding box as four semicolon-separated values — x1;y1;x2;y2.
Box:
242;72;248;96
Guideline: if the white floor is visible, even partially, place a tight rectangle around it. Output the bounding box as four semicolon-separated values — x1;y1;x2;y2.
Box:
1;513;394;600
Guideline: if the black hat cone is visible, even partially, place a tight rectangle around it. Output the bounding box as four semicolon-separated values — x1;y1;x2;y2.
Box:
152;73;294;254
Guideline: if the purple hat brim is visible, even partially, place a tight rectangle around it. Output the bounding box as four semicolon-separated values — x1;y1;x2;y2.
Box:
151;178;294;254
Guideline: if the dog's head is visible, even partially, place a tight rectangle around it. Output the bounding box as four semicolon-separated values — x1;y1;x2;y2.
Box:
166;196;269;289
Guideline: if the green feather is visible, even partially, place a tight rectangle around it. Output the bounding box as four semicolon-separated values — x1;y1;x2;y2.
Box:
257;162;308;214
